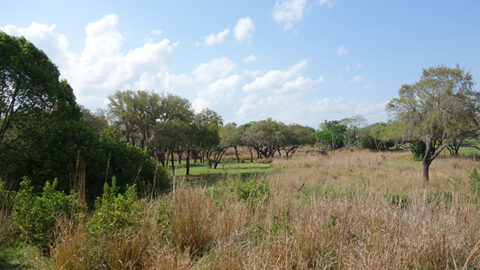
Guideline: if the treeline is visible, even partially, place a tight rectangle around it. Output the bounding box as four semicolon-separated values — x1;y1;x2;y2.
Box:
85;90;317;176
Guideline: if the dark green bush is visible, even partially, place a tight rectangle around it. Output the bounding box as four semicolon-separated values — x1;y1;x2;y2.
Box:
12;178;85;251
410;140;426;161
0;123;170;204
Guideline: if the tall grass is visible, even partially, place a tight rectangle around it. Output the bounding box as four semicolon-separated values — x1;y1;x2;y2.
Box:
5;150;480;269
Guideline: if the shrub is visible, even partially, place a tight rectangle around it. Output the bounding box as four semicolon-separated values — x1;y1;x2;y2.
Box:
232;177;269;205
86;177;142;236
410;140;426;161
12;178;84;251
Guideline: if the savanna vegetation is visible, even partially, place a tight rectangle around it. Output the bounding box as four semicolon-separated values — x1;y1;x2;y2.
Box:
1;32;480;269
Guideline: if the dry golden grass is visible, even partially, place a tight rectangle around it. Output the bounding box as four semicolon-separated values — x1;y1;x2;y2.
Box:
49;150;480;269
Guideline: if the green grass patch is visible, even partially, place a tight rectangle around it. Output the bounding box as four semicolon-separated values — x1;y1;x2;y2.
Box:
174;163;274;176
0;243;53;270
388;157;422;167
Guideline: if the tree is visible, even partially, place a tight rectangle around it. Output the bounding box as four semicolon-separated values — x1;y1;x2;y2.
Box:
278;124;315;158
0;32;79;145
315;120;347;154
387;65;480;183
211;123;238;168
108;90;162;150
243;119;281;158
187;109;222;174
340;115;366;147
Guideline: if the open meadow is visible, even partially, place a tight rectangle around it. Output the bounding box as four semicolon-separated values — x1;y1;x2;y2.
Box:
2;149;480;269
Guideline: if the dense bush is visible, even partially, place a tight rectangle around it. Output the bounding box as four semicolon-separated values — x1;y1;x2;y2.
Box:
87;178;142;236
12;178;85;251
410;140;426;161
0;123;170;204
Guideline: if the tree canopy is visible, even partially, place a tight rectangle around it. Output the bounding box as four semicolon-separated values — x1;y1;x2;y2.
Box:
387;65;480;182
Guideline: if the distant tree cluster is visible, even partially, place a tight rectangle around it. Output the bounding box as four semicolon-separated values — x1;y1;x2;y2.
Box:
105;92;316;176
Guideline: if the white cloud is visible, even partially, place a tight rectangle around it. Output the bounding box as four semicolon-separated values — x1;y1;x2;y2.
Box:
1;22;77;72
307;97;387;121
192;74;242;112
243;60;322;94
234;17;255;41
272;0;307;30
191;57;236;83
134;57;237;92
151;29;163;35
352;75;363;82
318;0;336;8
337;45;348;56
243;55;257;62
236;94;387;126
2;15;176;109
244;70;261;78
201;29;230;46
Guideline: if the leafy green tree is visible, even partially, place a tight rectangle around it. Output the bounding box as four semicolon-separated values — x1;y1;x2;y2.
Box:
278;124;315;158
0;32;79;146
387;65;480;183
315;120;347;154
379;120;408;150
243;119;281;158
81;107;109;135
186;109;222;174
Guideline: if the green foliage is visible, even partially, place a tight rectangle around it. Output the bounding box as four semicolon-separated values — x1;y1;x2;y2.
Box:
12;178;84;251
425;190;453;209
0;32;79;146
0;180;15;214
157;196;172;237
359;122;393;151
86;177;142;236
469;168;480;201
269;208;295;236
410;140;427;161
327;214;338;229
390;194;411;209
315;120;347;150
232;178;269;205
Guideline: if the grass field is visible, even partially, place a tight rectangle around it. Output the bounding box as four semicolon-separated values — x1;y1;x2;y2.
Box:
2;149;480;269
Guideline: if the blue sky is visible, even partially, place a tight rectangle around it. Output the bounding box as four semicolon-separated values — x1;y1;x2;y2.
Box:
1;0;480;127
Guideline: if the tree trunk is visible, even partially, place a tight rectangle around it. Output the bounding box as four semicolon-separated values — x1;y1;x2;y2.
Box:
171;150;176;194
178;152;183;164
170;150;175;176
186;149;190;176
249;147;253;162
422;159;431;183
422;137;433;184
234;146;240;163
